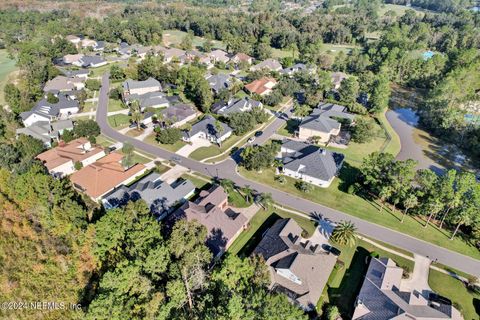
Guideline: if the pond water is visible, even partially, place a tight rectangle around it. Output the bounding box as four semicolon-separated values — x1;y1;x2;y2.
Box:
386;108;476;175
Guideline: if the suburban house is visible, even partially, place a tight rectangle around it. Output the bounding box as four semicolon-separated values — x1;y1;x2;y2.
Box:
353;257;463;320
182;116;233;144
93;41;106;51
65;35;82;46
281;63;307;76
80;38;97;49
212;97;263;115
253;218;337;311
206;74;231;94
186;50;213;67
331;71;348;90
69;152;147;201
20;94;80;127
125;91;170;111
244;77;277;96
73;55;107;68
250;58;283;72
156;46;187;63
159;104;198;128
36;138;105;177
43;75;85;92
62;69;89;79
298;103;355;143
122;77;162;97
231;52;253;65
102;172;196;219
171;185;249;256
16;120;73;147
278;140;344;188
209;49;230;64
63;53;84;65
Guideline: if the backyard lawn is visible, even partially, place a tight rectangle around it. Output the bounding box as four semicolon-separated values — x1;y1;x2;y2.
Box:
108;114;131;129
429;270;480;320
238;166;480;260
228;206;317;256
0;49;18;105
144;133;186;152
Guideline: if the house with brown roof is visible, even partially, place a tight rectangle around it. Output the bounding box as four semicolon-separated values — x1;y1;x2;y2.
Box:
171;185;249;257
231;52;253;65
250;58;283;72
69;152;147;201
253;218;337;311
44;76;85;92
36;138;105;178
244;77;277;96
331;72;348;90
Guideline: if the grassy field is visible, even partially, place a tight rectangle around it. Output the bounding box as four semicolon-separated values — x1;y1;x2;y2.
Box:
0;50;18;105
429;270;480;320
228;206;318;256
108;98;126;112
238;166;480;260
144;133;186;152
107;114;131;128
378;3;426;17
162;29;226;50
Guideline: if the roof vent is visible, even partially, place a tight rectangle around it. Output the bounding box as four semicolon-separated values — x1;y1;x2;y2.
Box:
319;149;327;155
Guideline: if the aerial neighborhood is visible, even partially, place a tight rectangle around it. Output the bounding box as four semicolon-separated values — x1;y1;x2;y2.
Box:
1;2;479;320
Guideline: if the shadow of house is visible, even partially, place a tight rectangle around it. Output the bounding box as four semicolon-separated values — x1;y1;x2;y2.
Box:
207;228;228;255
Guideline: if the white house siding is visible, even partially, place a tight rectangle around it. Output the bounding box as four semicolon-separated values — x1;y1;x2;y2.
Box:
23;114;51;127
50;160;75;178
80;150;106;167
282;167;334;188
128;86;162;96
58;107;80;118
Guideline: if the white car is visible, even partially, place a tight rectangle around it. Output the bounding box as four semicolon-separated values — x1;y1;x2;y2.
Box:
247;137;255;143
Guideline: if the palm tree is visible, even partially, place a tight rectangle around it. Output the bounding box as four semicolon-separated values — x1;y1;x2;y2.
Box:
220;179;235;193
240;185;253;203
257;192;273;210
330;220;357;247
129;100;142;130
401;194;418;223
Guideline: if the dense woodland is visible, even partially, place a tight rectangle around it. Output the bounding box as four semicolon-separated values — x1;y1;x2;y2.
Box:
0;1;479;319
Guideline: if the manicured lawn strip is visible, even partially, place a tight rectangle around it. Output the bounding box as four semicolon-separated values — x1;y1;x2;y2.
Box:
228;207;317;256
238;166;480;260
180;173;210;189
227;190;251;208
377;111;401;156
96;134;115;148
189;134;246;161
108;98;126;112
0;50;18;105
360;235;413;258
429;270;480;320
125;128;144;137
144;133;186;152
108;114;130;128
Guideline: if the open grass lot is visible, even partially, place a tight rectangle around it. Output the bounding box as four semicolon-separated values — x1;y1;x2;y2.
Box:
108;114;130;129
429;270;480;320
163;29;226;50
238;166;480;260
108;98;126;112
0;49;18;105
319;239;415;317
144;133;186;152
228;206;317;256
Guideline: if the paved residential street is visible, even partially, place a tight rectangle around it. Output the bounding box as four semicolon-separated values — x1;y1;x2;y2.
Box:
97;73;480;277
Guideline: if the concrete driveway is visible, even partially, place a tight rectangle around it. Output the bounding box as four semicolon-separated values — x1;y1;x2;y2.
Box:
400;254;432;297
176;138;211;157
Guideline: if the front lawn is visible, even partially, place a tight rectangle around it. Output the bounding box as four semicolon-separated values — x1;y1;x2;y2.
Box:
108;114;131;129
277;119;299;137
144;133;186;152
227;190;251;208
108;98;126;112
238;166;480;260
180;173;210;190
189;134;246;161
429;270;480;320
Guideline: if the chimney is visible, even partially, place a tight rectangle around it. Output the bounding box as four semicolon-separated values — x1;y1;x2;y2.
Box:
319;149;326;156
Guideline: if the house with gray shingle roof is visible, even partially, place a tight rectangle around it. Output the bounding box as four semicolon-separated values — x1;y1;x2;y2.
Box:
250;58;283;72
20;95;80;127
279;139;344;188
298;102;355;143
253;218;337;311
209;49;230;64
159;104;198;128
280;63;308;76
15;120;73;147
125;91;169;111
353;257;463;320
74;55;107;68
206;73;231;94
182;115;232;144
102;172;196;218
212;97;263;115
123;77;162;97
